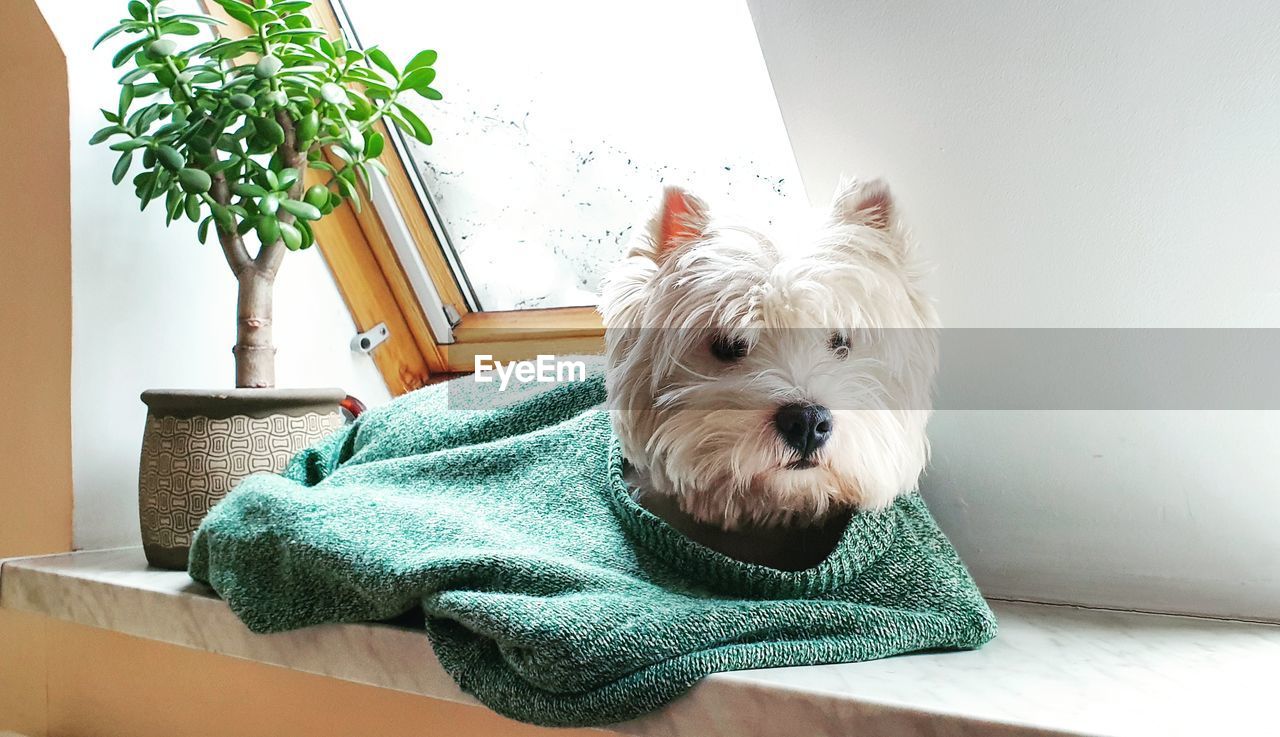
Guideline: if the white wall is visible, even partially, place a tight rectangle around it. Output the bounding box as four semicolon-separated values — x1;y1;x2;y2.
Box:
747;0;1280;620
37;1;391;551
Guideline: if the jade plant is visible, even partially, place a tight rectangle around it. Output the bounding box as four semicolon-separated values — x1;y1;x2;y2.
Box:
90;0;439;388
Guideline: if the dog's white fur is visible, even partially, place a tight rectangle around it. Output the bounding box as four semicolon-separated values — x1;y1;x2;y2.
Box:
601;179;939;530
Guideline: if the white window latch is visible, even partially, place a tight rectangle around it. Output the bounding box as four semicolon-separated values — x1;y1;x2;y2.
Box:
351;323;390;355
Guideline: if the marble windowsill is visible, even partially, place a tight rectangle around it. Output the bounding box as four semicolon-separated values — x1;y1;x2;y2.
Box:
2;548;1277;737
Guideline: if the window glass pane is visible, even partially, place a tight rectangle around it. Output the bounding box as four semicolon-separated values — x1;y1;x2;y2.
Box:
338;0;802;311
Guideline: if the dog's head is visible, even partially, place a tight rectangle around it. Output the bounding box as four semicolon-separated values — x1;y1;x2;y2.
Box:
600;179;939;529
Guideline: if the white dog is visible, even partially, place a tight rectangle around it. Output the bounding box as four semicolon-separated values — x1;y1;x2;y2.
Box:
601;179;938;561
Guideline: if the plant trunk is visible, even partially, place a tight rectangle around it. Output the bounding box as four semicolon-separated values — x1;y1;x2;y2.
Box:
234;267;277;388
216;111;303;389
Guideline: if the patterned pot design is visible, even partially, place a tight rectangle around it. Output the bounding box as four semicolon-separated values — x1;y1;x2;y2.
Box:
139;388;347;570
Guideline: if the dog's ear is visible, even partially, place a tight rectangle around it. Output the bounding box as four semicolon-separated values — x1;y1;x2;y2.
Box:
831;177;894;230
648;186;710;262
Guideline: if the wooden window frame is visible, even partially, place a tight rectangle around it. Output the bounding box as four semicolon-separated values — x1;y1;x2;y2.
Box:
305;2;605;390
205;0;605;393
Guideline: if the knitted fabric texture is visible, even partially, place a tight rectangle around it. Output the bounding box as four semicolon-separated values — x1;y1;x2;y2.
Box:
189;369;997;727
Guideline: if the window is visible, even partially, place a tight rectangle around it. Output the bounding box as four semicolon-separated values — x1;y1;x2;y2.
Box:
309;0;801;381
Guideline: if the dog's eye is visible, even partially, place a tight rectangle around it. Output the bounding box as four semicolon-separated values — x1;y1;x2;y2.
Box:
828;332;851;358
710;334;749;362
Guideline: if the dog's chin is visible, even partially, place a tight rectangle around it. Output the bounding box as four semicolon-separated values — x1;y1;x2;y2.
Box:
655;456;856;531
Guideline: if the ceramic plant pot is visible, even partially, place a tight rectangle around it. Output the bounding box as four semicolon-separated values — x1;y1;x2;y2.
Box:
138;388;348;570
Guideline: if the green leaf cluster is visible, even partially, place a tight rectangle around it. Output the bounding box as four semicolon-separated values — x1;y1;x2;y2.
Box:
90;0;440;254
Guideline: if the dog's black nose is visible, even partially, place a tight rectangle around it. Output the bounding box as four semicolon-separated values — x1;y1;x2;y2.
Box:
774;403;833;456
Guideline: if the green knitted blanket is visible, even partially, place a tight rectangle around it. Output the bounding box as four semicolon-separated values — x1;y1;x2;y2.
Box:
189;369;996;727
